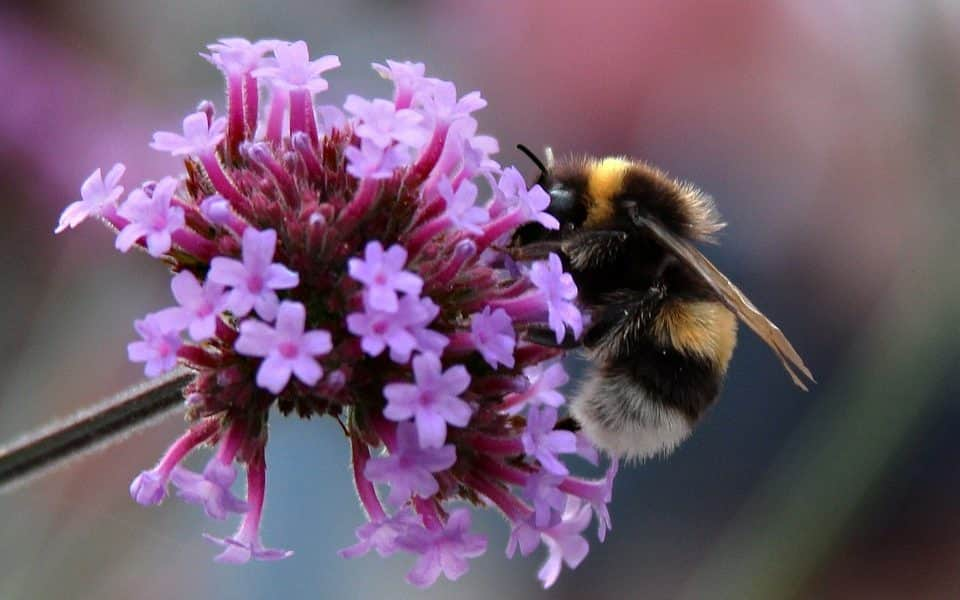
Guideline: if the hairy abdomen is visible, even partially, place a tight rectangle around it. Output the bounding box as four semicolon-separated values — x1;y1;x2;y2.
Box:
573;300;737;460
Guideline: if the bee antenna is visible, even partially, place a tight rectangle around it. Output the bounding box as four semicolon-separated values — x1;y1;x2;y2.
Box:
516;144;548;177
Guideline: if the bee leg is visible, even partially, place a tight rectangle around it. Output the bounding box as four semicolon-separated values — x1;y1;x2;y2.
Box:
523;324;581;349
505;241;564;262
560;230;630;270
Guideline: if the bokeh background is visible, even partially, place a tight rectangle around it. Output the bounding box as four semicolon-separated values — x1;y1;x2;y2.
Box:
1;2;959;598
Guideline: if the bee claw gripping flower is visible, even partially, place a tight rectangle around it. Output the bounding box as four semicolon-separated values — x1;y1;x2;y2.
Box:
57;38;618;588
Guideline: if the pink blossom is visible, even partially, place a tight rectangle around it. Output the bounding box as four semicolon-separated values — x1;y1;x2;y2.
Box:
55;163;125;233
469;306;516;368
127;309;183;377
253;40;340;94
530;253;583;343
364;422;456;506
383;353;472;449
150;111;227;157
235;301;332;394
397;508;488;588
208;228;299;321
344;94;427;149
348;241;423;313
167;271;228;341
202;37;274;75
115;177;185;257
521;406;577;476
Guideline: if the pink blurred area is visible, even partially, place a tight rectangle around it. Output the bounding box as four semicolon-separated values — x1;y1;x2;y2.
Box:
1;2;958;599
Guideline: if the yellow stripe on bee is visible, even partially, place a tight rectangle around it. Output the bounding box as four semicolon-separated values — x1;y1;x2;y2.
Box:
584;157;631;227
652;301;738;371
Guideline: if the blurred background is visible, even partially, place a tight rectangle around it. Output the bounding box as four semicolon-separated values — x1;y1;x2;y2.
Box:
1;1;958;598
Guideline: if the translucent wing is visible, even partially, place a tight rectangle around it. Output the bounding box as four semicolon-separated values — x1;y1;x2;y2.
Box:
632;211;814;391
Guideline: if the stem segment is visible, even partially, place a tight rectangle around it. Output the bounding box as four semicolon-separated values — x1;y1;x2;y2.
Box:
0;367;194;492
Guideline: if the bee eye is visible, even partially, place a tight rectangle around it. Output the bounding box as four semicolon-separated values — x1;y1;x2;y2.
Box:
549;186;576;215
563;222;576;232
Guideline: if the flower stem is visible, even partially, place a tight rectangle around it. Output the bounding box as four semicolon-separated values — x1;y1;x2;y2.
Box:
0;367;194;492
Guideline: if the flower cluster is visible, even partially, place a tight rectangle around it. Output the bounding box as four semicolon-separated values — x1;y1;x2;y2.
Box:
57;38;617;588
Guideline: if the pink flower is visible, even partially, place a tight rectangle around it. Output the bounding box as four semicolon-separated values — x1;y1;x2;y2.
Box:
348;241;423;313
383;353;472;449
438;178;489;235
150;111;227;157
530;253;583;343
55;163;125;233
115;177;185;257
127;309;183;377
364;422;456;506
536;499;593;588
204;456;292;563
235;301;333;394
208;228;299;321
397;508;488;588
202;37;274;75
167;271;228;341
469;306;516;368
345;138;410;180
347;294;447;364
344;94;427;149
522;406;577;476
338;508;419;559
253;40;340;93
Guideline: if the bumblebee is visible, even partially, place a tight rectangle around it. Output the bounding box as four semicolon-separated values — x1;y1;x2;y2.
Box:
512;146;814;460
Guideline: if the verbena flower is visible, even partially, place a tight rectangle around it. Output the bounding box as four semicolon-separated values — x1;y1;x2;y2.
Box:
56;38;618;588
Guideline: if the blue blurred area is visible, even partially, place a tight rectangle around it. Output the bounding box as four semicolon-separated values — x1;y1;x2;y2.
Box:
1;2;959;598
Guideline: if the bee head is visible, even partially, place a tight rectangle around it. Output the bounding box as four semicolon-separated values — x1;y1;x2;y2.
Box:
512;145;591;245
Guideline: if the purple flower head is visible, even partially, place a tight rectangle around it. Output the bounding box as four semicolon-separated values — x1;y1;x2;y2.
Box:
55;163;125;233
209;228;299;321
66;41;619;588
348;241;423;313
151;111;227;157
364;422;456;506
537;498;593;588
202;37;274;75
345;138;410;180
235;301;333;394
170;465;248;520
438;178;489;235
372;60;430;108
523;471;567;529
397;508;488;588
127;310;183;377
530;253;583;343
168;271;228;341
469;306;516;368
116;177;186;257
344;95;427;149
383;353;472;449
522;406;577;476
253;41;340;93
339;508;419;559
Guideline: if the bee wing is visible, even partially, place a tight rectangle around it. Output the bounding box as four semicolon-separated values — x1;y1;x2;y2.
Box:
632;212;815;391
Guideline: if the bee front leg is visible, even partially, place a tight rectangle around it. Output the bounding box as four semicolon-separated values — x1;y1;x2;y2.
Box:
523;324;582;349
504;241;564;262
